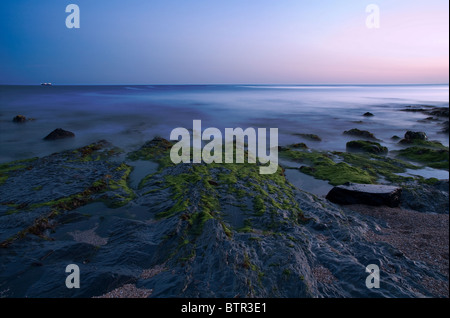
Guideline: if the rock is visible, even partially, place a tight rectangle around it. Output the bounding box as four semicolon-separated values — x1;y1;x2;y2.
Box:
404;131;427;141
363;112;374;117
293;133;322;141
428;107;449;118
43;128;75;140
346;140;388;154
290;143;308;149
395;146;448;170
208;180;219;186
0;139;447;298
326;183;402;207
12;115;27;123
442;121;449;134
391;135;401;140
400;108;428;113
343;128;378;140
401;180;449;214
278;146;290;152
399;131;429;145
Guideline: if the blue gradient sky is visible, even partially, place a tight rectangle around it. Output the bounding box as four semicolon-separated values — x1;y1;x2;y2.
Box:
0;0;448;84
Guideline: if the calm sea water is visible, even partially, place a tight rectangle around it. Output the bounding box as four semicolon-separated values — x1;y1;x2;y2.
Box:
0;84;448;164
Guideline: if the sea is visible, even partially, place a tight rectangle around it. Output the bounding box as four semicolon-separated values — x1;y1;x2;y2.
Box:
1;84;448;192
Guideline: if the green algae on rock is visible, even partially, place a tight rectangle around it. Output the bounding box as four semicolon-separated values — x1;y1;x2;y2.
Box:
346;140;388;155
336;152;420;184
0;141;134;247
394;147;449;170
127;137;175;170
279;146;441;186
343;128;378;140
0;157;38;186
293;133;322;141
1;137;448;298
279;148;375;185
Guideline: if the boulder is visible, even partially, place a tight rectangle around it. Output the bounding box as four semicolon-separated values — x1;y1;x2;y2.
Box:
404;131;427;141
343;128;378;140
399;131;429;145
363;112;374;117
346;140;388;154
13;115;27;123
326;183;402;207
43;128;75;140
293;133;322;141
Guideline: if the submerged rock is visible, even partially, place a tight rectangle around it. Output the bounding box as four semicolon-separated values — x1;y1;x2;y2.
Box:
363;112;374;117
290;143;308;149
442;121;449;134
428;107;449;118
12;115;27;123
293;133;322;141
43;128;75;140
326;183;402;207
343;128;378;140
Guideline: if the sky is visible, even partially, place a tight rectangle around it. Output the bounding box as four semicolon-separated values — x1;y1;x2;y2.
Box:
0;0;448;85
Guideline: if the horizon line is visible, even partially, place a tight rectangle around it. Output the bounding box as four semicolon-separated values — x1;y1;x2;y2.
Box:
1;83;449;86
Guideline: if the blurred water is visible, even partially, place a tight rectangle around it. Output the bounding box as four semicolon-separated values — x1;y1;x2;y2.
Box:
0;84;448;163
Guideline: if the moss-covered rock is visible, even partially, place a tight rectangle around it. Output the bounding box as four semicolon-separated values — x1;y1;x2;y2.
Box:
293;133;322;141
343;128;378;140
289;143;308;149
280;148;375;185
399;138;448;150
346;140;388;155
395;147;449;170
128;137;175;170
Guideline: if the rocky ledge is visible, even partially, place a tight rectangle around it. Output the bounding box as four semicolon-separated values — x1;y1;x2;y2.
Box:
0;137;448;298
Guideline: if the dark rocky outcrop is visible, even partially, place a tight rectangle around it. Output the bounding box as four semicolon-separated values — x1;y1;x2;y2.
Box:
346;140;388;154
293;133;322;141
0;139;447;298
363;112;374;117
43;128;75;140
428;107;449;118
442;121;449;134
403;131;427;142
12;115;27;123
290;143;308;149
401;180;449;214
326;183;402;207
343;128;378;140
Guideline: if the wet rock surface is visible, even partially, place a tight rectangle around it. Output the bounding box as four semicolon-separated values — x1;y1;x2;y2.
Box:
326;183;402;207
343;128;378;140
12;115;27;123
400;180;449;214
346;140;388;154
0;138;448;298
43;128;75;140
